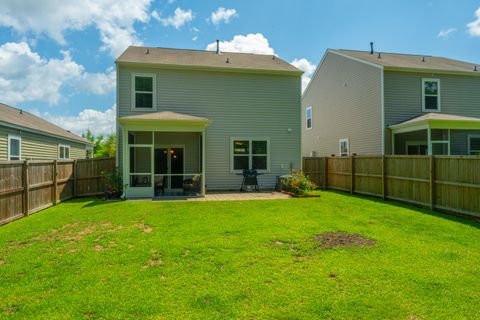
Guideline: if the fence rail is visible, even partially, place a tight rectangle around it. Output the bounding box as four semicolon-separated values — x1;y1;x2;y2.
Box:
303;155;480;218
0;158;115;225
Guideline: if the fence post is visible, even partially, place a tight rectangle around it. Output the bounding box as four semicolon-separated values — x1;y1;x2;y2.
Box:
52;160;57;205
73;160;78;197
323;157;328;190
350;156;355;194
430;155;435;210
382;155;386;200
22;160;29;216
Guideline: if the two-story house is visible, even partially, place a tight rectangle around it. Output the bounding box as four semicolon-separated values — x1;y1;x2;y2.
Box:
302;47;480;157
116;45;302;198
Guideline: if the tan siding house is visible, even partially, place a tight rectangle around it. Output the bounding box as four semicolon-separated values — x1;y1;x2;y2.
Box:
0;103;91;160
116;46;302;198
302;49;480;157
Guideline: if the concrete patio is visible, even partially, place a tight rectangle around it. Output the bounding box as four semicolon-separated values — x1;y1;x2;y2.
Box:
153;191;291;202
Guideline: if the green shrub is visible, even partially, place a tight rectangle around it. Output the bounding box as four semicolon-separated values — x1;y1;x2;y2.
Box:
283;170;316;195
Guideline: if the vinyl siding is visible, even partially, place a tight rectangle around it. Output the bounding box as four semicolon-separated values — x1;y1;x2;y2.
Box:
117;66;301;190
384;71;480;154
302;52;383;157
0;125;87;160
451;130;480;155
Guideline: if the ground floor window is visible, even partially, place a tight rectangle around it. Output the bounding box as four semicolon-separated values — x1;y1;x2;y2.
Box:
339;138;349;156
468;135;480;155
8;135;21;160
59;144;70;159
231;138;269;172
406;142;428;155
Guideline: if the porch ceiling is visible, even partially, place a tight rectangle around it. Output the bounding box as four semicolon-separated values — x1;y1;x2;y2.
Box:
389;113;480;134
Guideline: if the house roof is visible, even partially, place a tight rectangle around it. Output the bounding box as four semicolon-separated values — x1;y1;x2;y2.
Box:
116;46;302;74
0;103;90;145
333;49;480;75
119;111;210;123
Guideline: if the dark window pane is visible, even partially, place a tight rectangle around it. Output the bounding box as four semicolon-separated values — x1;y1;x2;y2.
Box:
424;81;438;95
65;147;70;159
135;76;153;92
252;156;267;170
233;140;249;154
130;175;151;187
470;138;480;154
10;139;20;157
424;96;438;110
432;143;448;155
419;145;428;155
307;118;312;128
234;156;249;170
59;147;65;159
407;145;419;155
136;93;153;109
252;140;267;154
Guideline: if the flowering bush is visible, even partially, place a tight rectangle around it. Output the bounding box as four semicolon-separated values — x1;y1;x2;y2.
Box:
283;170;316;195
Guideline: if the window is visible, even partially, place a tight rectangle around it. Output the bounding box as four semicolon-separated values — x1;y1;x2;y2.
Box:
59;145;70;159
231;138;269;172
468;135;480;155
8;135;21;160
406;142;428;155
339;138;349;156
132;74;155;110
306;106;313;129
422;79;440;112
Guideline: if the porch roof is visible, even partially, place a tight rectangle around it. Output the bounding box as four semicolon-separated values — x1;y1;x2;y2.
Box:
389;113;480;133
119;111;211;128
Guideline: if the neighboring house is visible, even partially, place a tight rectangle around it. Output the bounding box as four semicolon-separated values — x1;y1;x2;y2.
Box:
0;103;92;161
116;45;302;198
302;48;480;157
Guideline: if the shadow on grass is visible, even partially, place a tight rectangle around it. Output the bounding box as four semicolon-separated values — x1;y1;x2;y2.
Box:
323;190;480;229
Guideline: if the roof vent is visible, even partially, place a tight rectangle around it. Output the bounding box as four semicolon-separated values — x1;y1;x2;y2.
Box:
370;42;374;55
226;57;230;63
422;56;425;62
474;66;478;72
378;52;381;59
145;48;149;54
272;55;275;60
216;39;220;54
19;109;23;114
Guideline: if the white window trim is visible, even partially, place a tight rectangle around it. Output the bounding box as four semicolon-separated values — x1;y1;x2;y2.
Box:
8;134;21;160
339;138;349;157
230;137;270;173
422;78;441;112
58;144;70;160
305;106;313;130
131;73;157;111
467;134;480;155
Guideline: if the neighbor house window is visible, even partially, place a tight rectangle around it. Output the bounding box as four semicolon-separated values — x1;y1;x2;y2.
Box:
232;138;269;172
59;145;70;159
468;135;480;155
8;135;21;160
306;106;313;129
422;79;440;112
132;74;155;110
339;138;349;156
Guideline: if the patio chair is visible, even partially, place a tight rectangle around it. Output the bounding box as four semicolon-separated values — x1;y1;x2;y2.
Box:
183;175;202;195
154;177;165;195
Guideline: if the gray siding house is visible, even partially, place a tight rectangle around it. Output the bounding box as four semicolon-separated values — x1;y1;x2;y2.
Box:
0;103;91;161
116;46;302;198
302;49;480;157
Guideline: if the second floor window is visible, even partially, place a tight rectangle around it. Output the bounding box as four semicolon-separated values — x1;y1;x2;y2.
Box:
422;79;440;112
339;138;349;156
133;74;155;110
306;106;313;129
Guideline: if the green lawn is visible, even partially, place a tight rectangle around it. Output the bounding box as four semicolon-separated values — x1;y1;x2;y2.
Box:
0;192;479;319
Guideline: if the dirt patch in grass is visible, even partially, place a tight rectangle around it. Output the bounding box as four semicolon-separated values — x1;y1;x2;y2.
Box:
315;232;376;249
135;223;153;233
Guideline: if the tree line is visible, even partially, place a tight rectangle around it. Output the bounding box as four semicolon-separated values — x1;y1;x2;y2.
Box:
82;129;116;158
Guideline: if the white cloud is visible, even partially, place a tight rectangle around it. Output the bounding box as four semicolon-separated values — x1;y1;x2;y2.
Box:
39;105;116;136
210;7;238;26
291;58;316;92
206;33;275;55
0;0;152;57
0;42;115;105
467;8;480;36
156;7;194;29
438;28;457;38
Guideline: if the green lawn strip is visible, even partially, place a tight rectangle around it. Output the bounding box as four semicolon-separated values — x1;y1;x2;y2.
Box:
0;192;479;319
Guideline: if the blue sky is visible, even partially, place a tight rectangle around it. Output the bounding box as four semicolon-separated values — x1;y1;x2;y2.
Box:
0;0;479;135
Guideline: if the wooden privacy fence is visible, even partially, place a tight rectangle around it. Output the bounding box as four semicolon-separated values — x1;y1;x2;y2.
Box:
303;156;480;218
0;158;115;225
